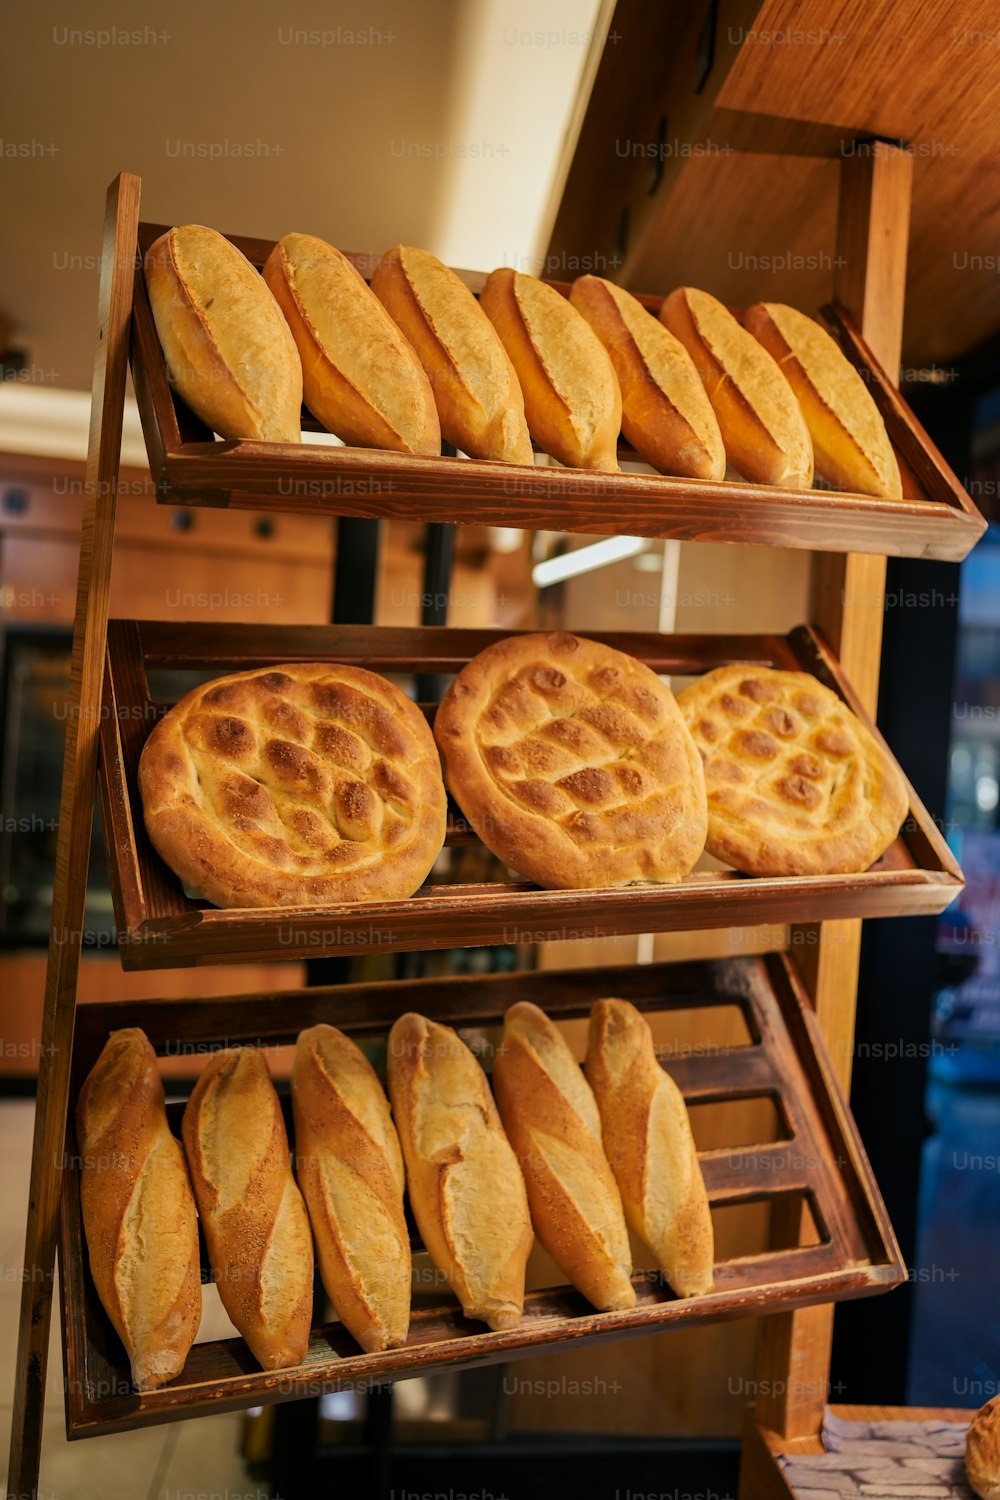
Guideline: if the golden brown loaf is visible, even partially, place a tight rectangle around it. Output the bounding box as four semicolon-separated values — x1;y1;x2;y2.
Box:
144;224;302;443
262;233;440;455
570;275;724;479
369;245;533;464
75;1028;201;1391
138;663;447;908
181;1047;314;1370
659;286;813;488
292;1025;410;1352
386;1012;533;1330
744;301;903;498
677;665;908;877
479;268;622;472
492;1002;635;1311
585;999;714;1298
967;1395;1000;1499
433;631;707;889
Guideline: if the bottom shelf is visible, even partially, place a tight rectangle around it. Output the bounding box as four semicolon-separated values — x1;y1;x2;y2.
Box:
59;954;905;1438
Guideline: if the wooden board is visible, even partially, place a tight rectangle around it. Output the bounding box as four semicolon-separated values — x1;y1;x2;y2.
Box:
58;953;905;1438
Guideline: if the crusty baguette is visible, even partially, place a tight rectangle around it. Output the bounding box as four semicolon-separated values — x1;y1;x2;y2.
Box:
292;1025;410;1352
182;1047;313;1369
659;286;813;488
262;233;440;455
570;275;724;479
144;224;302;443
585;999;714;1298
75;1028;201;1391
966;1394;1000;1499
479;268;622;472
744;301;902;498
492;1002;635;1311
386;1012;533;1329
369;245;533;464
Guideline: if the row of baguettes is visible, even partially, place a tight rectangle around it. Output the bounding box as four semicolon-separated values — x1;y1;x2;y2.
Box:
74;1003;714;1388
145;224;901;497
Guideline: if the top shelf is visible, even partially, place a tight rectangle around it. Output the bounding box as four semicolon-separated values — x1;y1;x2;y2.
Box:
129;222;986;564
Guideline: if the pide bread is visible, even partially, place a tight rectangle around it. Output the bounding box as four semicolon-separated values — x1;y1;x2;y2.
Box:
570;275;724;479
585;999;714;1298
292;1025;410;1352
144;224;302;443
262;233;440;455
967;1395;1000;1499
386;1012;533;1330
182;1047;313;1370
744;301;902;498
677;665;908;876
75;1028;201;1391
433;631;707;889
138;663;447;908
370;245;533;464
660;286;813;488
492;1002;636;1311
479;268;622;472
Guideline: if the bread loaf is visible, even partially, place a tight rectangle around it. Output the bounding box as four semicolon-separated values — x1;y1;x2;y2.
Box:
479;268;622;471
75;1028;201;1391
967;1395;1000;1499
182;1047;313;1369
262;233;440;455
144;224;302;443
292;1025;410;1352
370;245;533;464
570;275;724;479
659;286;813;488
386;1012;533;1329
585;999;714;1298
492;1002;635;1311
744;301;902;498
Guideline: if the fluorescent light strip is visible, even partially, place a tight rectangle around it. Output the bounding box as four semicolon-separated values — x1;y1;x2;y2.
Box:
532;534;649;588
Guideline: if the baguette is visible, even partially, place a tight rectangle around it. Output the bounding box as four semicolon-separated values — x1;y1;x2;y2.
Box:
659;286;813;488
480;268;622;472
292;1025;410;1352
369;245;533;464
386;1012;533;1329
570;275;724;479
144;224;302;443
585;999;714;1298
75;1028;201;1391
966;1395;1000;1499
492;1002;635;1311
182;1047;313;1369
744;301;902;498
262;233;440;455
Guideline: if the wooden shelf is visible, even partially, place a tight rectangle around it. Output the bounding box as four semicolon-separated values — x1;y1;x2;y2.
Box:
97;620;964;971
129;222;986;564
59;954;905;1438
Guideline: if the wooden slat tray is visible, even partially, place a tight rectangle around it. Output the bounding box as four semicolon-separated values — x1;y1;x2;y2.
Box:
58;953;905;1438
127;221;986;563
96;621;964;971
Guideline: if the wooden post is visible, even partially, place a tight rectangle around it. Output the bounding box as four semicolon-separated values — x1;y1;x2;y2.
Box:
6;172;140;1500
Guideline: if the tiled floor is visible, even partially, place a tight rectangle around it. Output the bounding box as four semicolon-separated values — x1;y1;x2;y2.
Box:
0;1099;257;1500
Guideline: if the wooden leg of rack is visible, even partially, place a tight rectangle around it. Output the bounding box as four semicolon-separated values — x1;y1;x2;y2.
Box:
5;172;140;1500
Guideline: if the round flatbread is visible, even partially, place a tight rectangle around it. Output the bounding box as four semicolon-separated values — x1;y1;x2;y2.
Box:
138;663;447;908
676;665;908;876
433;632;707;889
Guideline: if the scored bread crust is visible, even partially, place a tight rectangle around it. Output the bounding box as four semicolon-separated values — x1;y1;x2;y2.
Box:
262;233;440;455
660;286;813;488
433;631;707;889
292;1025;411;1353
744;301;902;498
138;662;447;909
966;1395;1000;1499
677;664;908;877
570;275;724;479
144;225;302;443
492;1002;636;1312
369;245;533;464
479;268;622;472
